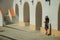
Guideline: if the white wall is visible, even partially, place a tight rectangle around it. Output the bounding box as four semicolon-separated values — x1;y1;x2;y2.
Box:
50;0;59;30
41;0;50;27
0;0;59;30
42;0;60;30
30;0;37;25
14;0;36;26
14;0;50;27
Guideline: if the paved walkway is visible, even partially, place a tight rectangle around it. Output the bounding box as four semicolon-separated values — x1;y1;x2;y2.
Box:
0;24;60;40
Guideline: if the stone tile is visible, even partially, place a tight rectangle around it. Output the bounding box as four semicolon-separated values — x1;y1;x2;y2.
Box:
0;24;60;40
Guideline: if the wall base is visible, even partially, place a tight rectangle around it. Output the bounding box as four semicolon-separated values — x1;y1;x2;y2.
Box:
29;24;36;31
19;21;25;27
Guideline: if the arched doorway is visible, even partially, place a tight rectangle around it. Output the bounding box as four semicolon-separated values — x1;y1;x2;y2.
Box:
24;2;30;26
58;4;60;31
36;2;42;30
15;4;19;23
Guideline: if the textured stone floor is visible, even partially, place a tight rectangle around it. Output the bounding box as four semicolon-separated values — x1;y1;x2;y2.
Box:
0;24;60;40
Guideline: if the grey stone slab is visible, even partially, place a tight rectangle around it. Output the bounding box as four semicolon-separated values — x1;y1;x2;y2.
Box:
0;35;16;40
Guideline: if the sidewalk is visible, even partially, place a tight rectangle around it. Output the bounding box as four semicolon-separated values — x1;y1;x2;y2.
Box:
6;23;30;31
0;24;60;40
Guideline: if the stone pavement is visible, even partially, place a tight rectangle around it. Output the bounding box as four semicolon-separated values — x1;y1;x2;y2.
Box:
0;24;60;40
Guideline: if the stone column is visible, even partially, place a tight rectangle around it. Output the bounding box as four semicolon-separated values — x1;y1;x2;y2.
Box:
0;10;3;32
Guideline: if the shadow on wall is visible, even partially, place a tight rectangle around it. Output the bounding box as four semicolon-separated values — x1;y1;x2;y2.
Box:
58;3;60;31
0;0;14;25
0;0;14;15
15;4;19;23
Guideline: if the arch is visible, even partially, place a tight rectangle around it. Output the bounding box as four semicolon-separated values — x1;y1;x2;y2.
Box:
58;4;60;31
36;2;42;30
23;2;30;26
15;4;19;23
